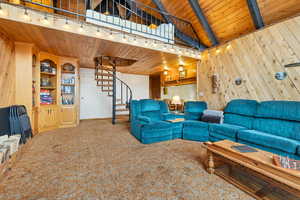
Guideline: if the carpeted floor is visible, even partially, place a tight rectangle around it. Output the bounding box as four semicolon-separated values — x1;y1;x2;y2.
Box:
0;119;253;200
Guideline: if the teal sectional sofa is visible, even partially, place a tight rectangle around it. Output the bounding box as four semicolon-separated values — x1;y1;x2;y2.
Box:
130;99;300;160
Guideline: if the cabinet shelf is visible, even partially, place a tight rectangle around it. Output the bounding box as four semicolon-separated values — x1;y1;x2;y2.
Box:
41;86;56;90
41;72;56;76
61;83;75;86
62;71;75;74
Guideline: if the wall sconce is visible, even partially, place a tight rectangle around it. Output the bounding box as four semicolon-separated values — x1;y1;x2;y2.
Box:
235;78;243;85
275;72;287;80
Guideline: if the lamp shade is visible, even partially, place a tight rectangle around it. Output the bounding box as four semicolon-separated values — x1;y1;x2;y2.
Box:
171;95;181;105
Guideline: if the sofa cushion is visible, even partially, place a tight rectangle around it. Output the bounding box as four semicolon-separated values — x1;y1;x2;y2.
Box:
252;118;300;141
141;121;172;138
141;111;161;121
184;101;207;120
140;99;161;112
256;101;300;122
238;130;300;154
209;123;246;138
185;101;207;113
224;99;258;116
224;114;253;129
183;120;209;128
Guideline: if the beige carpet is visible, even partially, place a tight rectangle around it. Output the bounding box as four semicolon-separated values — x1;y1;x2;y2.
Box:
0;119;253;200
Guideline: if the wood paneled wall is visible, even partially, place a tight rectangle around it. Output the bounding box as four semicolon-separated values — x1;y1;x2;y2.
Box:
197;16;300;110
0;32;15;107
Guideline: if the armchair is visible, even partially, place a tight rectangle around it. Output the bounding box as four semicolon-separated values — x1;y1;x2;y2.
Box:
130;99;173;144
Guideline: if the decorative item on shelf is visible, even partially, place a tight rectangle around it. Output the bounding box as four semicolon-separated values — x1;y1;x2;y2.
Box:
212;74;219;94
148;24;157;29
178;64;184;72
40;89;53;105
40;77;52;87
165;75;172;81
171;95;181;113
163;87;168;95
40;59;56;74
62;63;75;73
275;72;287;80
179;70;187;80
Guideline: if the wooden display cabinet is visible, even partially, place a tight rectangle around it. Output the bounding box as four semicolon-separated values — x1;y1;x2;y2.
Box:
31;51;79;133
37;52;60;133
59;57;79;128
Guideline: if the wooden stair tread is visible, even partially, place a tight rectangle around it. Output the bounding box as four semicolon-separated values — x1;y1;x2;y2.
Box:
116;108;129;112
98;67;114;72
116;103;126;106
95;72;113;77
97;84;113;87
96;79;113;82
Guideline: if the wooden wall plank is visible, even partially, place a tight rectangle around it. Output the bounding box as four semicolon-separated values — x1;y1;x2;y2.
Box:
197;16;300;110
0;32;15;107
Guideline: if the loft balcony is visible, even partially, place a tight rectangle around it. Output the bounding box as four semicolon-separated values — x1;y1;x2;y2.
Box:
0;0;202;59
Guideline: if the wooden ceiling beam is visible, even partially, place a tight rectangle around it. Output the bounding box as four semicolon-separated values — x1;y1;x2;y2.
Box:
247;0;264;29
151;0;207;50
188;0;218;46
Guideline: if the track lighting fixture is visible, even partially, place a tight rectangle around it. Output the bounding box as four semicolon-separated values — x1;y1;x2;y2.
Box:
23;9;30;21
63;18;70;29
96;28;101;36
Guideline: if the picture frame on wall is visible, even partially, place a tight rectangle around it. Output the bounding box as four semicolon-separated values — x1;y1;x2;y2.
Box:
179;70;187;79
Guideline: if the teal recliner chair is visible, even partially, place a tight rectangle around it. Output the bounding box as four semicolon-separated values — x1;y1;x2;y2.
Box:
182;101;209;141
130;99;175;144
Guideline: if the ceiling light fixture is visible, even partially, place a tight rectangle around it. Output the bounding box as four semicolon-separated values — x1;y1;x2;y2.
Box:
23;9;30;21
64;18;70;29
133;36;137;44
41;14;49;25
122;34;127;42
109;30;114;39
96;28;101;36
163;66;169;70
0;3;4;16
78;23;84;32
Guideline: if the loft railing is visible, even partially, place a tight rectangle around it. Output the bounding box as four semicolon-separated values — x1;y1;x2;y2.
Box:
0;0;200;47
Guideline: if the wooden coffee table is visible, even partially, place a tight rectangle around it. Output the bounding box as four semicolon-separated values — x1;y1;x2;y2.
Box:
205;140;300;199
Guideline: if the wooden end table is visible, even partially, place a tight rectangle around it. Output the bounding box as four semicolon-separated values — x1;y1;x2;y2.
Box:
205;140;300;199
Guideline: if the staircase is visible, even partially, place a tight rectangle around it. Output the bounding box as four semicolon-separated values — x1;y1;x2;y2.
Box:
94;56;133;124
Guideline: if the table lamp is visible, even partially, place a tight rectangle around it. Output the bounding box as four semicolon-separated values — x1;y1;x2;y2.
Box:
172;95;181;113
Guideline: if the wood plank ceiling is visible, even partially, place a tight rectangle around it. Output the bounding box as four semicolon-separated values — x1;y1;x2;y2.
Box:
0;18;197;75
137;0;300;47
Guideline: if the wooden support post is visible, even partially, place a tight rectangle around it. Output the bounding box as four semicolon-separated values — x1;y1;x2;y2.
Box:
112;61;116;125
